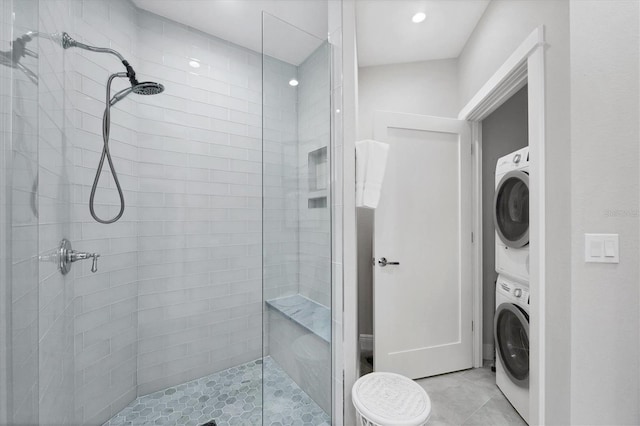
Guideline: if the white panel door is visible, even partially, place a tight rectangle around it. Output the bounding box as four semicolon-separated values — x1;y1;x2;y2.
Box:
373;111;473;379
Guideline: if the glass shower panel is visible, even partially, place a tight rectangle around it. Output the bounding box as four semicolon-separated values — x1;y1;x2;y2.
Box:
262;13;332;425
0;0;40;423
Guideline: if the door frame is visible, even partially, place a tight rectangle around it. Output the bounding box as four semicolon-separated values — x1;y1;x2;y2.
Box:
458;26;546;425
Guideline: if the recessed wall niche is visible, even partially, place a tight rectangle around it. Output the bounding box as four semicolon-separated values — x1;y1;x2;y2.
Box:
308;146;328;208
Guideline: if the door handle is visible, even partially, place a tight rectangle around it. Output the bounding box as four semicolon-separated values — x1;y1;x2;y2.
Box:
378;257;400;267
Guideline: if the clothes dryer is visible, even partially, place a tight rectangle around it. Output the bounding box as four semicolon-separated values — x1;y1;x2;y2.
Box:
494;147;529;283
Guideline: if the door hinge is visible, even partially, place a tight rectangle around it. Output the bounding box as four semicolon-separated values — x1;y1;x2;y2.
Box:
471;144;473;154
471;232;474;243
472;321;474;332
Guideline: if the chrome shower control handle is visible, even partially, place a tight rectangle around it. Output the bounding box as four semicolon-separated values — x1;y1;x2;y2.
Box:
91;255;100;273
58;239;100;275
378;257;400;267
69;251;100;273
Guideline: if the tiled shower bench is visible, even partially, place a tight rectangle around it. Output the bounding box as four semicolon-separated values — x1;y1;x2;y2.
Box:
265;294;331;415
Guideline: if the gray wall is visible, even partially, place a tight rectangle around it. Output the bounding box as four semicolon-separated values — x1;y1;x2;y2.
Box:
480;86;528;359
358;59;460;140
356;59;459;336
569;1;639;423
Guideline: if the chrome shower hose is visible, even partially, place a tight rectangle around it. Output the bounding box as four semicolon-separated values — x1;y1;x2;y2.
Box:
89;72;127;224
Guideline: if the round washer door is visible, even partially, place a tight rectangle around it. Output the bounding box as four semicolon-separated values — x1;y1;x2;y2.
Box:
494;302;529;387
494;170;529;248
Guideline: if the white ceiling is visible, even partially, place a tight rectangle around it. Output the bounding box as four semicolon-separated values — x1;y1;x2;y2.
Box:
356;0;490;67
133;0;328;65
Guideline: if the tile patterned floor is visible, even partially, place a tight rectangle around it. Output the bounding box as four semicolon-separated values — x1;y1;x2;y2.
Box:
104;357;330;426
416;365;527;425
360;355;526;425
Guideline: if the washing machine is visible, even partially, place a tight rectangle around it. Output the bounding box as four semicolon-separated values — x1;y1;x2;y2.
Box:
494;146;529;283
495;274;529;424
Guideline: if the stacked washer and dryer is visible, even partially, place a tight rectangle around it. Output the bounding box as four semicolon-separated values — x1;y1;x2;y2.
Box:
493;146;530;423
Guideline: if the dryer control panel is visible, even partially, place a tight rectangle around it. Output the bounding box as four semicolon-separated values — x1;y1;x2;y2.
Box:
495;146;530;175
497;276;530;306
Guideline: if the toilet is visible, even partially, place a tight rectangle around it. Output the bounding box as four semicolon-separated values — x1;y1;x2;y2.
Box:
352;372;431;426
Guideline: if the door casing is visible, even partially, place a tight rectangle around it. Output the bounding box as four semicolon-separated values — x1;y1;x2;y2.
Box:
458;25;546;426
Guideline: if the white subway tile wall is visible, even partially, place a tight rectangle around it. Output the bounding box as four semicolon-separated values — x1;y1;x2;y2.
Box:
262;53;299;304
133;11;271;399
38;0;78;424
69;1;139;423
297;43;332;308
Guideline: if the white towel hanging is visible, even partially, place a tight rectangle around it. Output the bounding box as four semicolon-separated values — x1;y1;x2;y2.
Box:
355;139;389;209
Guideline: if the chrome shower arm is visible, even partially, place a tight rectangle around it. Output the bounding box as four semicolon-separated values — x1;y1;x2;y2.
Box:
61;32;125;62
60;32;139;86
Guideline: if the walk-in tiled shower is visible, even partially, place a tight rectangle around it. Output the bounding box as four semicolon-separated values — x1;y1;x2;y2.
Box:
0;1;340;424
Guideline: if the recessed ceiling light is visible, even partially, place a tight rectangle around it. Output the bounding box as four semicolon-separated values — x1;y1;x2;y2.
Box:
412;12;427;23
289;78;299;87
189;60;200;69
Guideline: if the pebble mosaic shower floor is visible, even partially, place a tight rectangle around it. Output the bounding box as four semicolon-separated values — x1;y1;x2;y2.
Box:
104;357;330;426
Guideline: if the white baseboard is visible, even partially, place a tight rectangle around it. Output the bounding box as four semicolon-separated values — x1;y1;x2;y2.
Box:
483;343;495;361
359;334;373;353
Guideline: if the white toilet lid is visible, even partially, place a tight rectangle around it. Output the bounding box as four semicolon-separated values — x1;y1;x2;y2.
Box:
352;372;431;425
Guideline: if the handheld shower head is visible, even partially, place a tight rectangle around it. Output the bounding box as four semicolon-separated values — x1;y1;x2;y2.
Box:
59;32;166;224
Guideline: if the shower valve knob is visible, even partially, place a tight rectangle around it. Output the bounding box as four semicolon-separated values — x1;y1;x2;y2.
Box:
58;239;100;275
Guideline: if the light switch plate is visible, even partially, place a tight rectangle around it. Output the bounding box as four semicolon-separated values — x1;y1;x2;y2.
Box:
585;234;619;263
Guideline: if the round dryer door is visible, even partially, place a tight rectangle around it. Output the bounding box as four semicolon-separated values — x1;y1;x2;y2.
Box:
494;303;529;387
494;170;529;248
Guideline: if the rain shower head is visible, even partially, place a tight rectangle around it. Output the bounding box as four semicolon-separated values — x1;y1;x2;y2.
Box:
132;81;165;96
110;80;165;106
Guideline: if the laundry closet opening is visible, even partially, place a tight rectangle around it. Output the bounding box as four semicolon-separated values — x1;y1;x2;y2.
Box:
480;85;529;362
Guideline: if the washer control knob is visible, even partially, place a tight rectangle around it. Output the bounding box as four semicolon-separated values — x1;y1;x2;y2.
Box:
514;288;522;298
